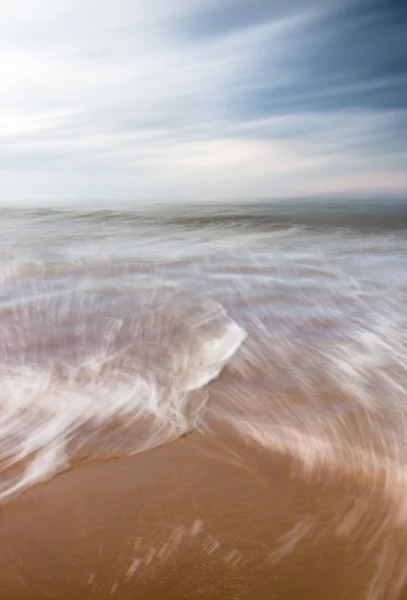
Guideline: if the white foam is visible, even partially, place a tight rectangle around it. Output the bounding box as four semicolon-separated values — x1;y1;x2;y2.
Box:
0;294;246;501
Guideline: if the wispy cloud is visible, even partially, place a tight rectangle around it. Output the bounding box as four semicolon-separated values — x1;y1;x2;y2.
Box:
0;0;406;203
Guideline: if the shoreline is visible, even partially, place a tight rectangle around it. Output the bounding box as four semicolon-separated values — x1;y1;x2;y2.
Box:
0;432;377;599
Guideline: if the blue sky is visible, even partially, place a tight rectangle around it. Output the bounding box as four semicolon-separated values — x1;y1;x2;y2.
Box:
1;0;406;203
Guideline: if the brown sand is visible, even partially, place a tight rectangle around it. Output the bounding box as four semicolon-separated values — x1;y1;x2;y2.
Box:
0;432;394;600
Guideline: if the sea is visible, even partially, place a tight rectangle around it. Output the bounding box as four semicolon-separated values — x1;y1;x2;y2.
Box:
1;197;407;599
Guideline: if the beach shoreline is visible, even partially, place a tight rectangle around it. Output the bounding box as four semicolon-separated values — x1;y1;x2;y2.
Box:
0;432;376;600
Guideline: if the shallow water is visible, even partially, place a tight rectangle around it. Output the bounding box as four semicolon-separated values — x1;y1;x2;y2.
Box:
1;200;407;598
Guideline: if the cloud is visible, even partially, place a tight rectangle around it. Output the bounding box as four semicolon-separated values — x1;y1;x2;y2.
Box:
0;0;406;203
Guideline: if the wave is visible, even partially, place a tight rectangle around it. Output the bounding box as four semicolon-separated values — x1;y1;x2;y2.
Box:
1;197;407;232
0;290;245;501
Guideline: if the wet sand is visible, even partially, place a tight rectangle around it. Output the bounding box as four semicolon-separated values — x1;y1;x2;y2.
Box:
0;431;383;600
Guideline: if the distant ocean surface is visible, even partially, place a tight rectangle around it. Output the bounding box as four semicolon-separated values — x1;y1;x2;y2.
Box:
1;197;407;599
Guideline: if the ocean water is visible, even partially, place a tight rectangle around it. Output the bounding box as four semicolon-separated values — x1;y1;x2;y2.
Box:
1;198;407;598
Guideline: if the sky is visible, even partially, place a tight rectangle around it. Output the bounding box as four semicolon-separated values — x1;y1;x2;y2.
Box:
1;0;406;204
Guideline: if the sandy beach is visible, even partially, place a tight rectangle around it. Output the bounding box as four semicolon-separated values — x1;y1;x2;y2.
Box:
0;431;379;600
